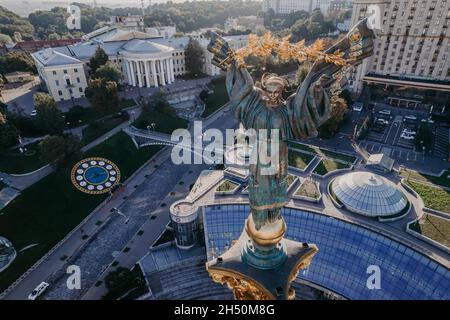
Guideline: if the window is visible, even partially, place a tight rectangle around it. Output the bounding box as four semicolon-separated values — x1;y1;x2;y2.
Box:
79;87;83;93
63;70;67;74
66;78;71;85
74;68;78;73
58;90;63;96
76;77;80;83
52;71;57;75
55;80;59;86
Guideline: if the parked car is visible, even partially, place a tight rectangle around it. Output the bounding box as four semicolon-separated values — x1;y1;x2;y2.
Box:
375;118;389;126
421;117;435;124
400;132;415;140
30;110;37;117
379;109;391;115
403;115;417;121
28;282;49;300
402;128;416;135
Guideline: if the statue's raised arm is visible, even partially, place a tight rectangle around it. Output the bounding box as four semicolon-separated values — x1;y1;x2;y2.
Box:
287;18;376;139
208;33;259;126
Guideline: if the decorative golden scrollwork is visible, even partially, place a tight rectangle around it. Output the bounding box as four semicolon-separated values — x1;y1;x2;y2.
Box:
209;271;273;300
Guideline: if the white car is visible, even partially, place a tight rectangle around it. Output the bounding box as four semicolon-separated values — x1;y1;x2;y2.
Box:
28;282;49;300
30;110;37;117
421;118;435;124
403;115;417;121
402;128;416;135
379;109;391;115
375;118;389;126
400;133;415;140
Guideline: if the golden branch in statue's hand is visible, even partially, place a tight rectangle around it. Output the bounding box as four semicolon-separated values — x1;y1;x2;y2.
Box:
233;32;348;68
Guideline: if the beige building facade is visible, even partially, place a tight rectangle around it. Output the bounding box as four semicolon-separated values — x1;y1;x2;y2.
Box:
349;0;450;94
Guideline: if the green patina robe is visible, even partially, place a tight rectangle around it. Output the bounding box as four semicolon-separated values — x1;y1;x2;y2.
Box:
226;18;375;229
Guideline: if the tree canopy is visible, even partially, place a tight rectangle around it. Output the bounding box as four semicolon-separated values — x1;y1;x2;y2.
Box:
38;135;82;169
89;47;109;74
33;92;65;135
184;38;205;76
0;6;34;41
85;78;119;114
96;61;122;84
0;111;20;152
0;51;37;75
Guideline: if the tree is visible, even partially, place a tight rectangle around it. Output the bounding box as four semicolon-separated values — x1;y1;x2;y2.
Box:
0;112;19;152
0;51;37;74
144;91;174;116
0;6;34;40
184;38;205;76
415;125;432;151
85;78;119;113
89;46;109;74
33;92;65;135
96;61;122;84
0;34;13;44
65;105;86;124
38;135;82;169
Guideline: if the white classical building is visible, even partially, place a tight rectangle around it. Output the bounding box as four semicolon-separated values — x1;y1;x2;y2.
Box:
32;27;248;102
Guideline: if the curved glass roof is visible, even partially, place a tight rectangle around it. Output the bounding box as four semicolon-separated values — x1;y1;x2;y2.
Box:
203;205;450;300
0;236;16;272
331;171;409;217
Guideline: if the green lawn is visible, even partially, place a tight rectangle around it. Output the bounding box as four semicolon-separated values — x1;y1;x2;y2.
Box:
400;168;450;189
64;98;135;128
0;142;47;174
295;180;320;199
313;159;351;176
202;78;229;118
133;110;188;134
81;117;126;145
0;131;161;292
406;180;450;213
410;214;450;248
288;150;315;170
216;180;239;192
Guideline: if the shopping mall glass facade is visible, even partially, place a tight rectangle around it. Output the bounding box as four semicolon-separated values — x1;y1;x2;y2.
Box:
203;205;450;300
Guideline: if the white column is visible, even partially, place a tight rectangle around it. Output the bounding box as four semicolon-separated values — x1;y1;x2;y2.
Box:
164;59;171;84
151;60;158;87
130;60;136;87
169;58;175;82
159;59;166;85
136;60;143;87
144;60;151;88
125;60;132;85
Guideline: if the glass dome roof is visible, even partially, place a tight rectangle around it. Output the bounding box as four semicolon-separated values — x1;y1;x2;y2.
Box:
330;171;409;217
0;236;16;272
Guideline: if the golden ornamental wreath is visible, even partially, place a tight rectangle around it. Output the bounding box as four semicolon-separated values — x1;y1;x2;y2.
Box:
233;33;348;68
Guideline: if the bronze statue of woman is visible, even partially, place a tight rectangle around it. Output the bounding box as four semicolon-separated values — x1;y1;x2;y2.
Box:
208;19;375;269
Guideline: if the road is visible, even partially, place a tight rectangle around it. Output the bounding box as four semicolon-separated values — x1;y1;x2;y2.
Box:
1;102;236;300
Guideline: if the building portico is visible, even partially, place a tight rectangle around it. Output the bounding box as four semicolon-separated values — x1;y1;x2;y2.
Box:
120;39;175;88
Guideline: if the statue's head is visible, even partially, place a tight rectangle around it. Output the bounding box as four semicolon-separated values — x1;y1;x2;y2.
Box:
261;73;287;107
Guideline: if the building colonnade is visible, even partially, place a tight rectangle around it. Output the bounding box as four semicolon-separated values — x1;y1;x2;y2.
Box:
124;57;175;88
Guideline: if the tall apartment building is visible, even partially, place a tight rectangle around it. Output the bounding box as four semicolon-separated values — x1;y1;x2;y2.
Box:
349;0;450;95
